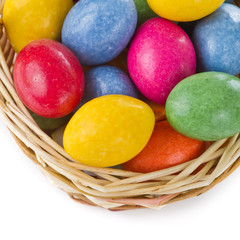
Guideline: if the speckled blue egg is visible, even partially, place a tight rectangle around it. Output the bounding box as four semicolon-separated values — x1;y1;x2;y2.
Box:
61;0;137;66
76;66;139;109
192;4;240;76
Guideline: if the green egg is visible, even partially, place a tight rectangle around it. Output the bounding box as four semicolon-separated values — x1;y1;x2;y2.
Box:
29;110;71;131
166;72;240;141
133;0;158;26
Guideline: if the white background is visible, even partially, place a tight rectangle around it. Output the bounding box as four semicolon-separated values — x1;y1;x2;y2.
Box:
0;119;240;240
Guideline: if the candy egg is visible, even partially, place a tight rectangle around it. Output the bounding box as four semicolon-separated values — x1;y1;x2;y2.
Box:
63;95;155;167
192;4;240;76
128;18;196;105
166;72;240;141
178;21;197;37
62;0;137;66
76;66;139;108
133;0;158;26
14;39;84;118
81;49;129;74
145;100;166;122
52;125;66;148
107;49;129;74
29;110;71;131
147;0;224;22
123;121;205;173
3;0;73;53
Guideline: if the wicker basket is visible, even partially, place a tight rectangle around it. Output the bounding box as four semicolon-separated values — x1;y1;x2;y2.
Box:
1;0;240;211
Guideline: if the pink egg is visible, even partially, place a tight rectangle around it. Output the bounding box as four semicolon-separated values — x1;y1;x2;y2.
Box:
127;18;196;105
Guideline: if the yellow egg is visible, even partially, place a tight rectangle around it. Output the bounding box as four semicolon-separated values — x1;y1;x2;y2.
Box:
63;95;155;168
147;0;224;22
3;0;73;53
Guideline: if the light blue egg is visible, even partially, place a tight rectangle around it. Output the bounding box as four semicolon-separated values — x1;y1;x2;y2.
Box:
61;0;137;66
76;66;139;110
192;4;240;75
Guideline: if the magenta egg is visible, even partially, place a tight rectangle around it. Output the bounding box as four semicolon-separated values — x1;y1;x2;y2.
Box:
128;18;196;105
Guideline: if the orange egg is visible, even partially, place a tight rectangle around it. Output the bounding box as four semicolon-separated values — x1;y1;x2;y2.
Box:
82;49;128;73
123;120;205;173
146;101;166;122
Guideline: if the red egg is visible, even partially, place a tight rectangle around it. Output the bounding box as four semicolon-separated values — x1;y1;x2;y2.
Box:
14;39;84;118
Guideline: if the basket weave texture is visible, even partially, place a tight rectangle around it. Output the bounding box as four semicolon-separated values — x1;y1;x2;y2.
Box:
0;0;240;211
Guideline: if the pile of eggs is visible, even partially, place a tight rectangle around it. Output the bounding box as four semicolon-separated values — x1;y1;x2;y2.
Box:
3;0;240;172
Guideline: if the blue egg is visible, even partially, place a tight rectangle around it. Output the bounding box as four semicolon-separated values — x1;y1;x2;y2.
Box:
225;0;233;3
61;0;137;66
192;4;240;75
76;66;139;109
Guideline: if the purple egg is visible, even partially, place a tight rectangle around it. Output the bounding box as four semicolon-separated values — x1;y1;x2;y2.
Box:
128;18;196;105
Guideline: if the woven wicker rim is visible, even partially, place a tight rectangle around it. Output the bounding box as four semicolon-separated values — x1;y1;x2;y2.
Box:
0;0;240;211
